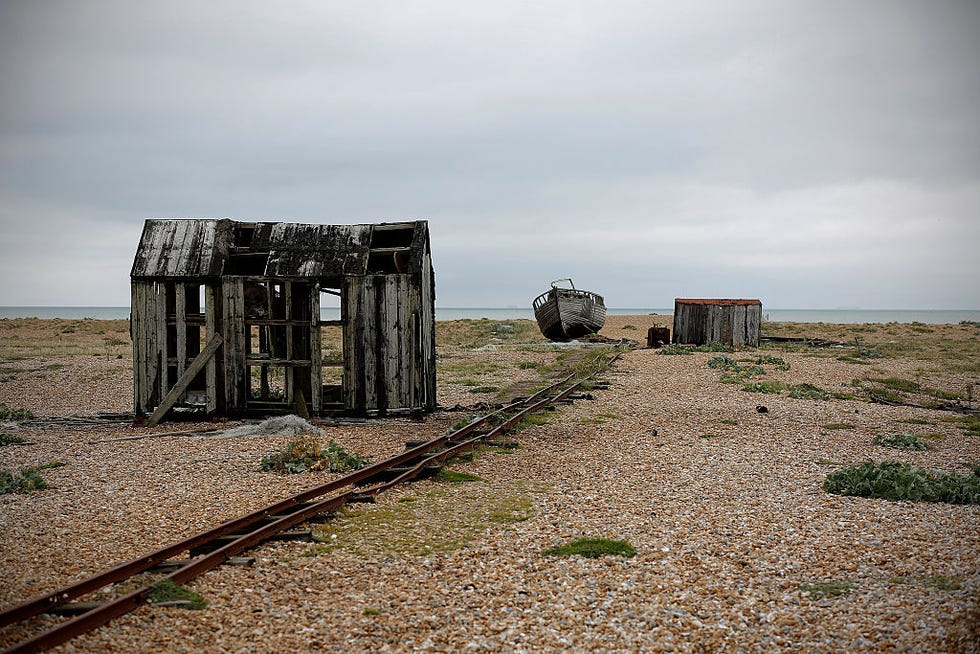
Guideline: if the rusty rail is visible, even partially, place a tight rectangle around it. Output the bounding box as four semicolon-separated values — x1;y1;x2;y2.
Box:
0;353;618;653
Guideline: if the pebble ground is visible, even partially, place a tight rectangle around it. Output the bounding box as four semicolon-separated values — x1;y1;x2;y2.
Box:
0;317;977;652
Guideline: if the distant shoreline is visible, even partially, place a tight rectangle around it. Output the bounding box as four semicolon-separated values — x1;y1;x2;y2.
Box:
1;306;979;324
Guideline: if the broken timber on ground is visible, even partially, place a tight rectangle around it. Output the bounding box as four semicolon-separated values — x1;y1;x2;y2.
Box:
131;218;436;422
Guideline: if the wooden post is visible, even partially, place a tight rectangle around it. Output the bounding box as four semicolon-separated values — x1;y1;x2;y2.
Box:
146;333;224;427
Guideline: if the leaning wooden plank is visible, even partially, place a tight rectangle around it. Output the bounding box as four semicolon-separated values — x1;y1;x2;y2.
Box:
146;333;224;427
88;426;223;444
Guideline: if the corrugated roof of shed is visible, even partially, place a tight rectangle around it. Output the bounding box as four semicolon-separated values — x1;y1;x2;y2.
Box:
131;219;228;279
265;223;372;277
132;218;428;280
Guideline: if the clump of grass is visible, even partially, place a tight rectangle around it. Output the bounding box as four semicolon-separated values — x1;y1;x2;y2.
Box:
362;608;381;616
872;377;921;393
543;537;636;559
837;356;873;365
512;413;551;431
621;324;637;331
435;469;485;484
866;387;905;403
800;581;852;598
518;361;540;370
823;461;980;504
822;423;855;430
0;403;33;421
754;354;790;370
854;344;882;359
0;433;28;446
873;433;928;450
0;462;65;494
742;380;787;394
260;437;366;474
659;344;692;355
148;579;206;610
925;387;964;402
889;575;963;591
901;418;932;425
789;384;829;400
467;385;499;394
940;415;980;437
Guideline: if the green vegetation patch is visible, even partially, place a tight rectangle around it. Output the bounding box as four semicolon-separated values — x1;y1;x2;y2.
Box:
512;412;552;431
0;403;33;422
659;344;693;355
742;380;787;394
822;423;855;430
0;433;28;446
788;384;830;400
799;581;852;599
824;461;980;504
543;537;636;559
942;415;980;437
310;481;546;557
872;377;921;393
148;580;206;610
707;355;737;370
0;462;65;494
754;354;790;370
261;437;366;474
873;433;928;450
889;575;963;591
837;356;873;365
435;469;485;484
693;341;733;352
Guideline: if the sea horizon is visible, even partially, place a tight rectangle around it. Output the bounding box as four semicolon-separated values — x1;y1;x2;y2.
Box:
1;306;979;324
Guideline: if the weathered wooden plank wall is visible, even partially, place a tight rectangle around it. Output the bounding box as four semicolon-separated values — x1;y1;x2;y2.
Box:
419;250;436;410
205;285;218;412
343;274;433;416
221;278;246;411
309;284;322;414
131;282;167;415
673;299;762;347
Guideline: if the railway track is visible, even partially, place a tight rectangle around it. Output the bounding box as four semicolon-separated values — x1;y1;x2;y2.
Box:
0;352;619;653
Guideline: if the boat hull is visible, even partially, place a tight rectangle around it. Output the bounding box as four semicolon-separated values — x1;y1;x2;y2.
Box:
533;288;606;341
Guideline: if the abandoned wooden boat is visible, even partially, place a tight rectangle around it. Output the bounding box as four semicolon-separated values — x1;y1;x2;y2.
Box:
532;279;607;341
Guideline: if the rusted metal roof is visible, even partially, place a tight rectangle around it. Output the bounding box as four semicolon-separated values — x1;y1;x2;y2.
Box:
674;298;762;306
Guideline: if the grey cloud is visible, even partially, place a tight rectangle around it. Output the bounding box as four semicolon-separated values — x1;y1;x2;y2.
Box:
1;0;978;308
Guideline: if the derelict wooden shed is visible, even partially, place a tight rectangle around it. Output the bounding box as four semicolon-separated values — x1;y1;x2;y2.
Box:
672;298;762;347
130;218;436;420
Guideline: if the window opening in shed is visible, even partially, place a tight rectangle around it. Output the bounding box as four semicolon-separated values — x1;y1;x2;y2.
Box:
320;285;345;410
249;364;286;401
367;224;414;274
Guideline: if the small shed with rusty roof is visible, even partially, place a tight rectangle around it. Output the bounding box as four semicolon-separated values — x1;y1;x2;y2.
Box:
672;298;762;347
130;218;436;422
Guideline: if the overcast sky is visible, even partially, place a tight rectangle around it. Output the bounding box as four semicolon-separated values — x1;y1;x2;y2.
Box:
1;1;977;309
